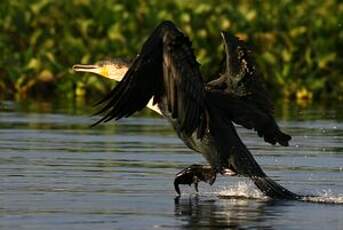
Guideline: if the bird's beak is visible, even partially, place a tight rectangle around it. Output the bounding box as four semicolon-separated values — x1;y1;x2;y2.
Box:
220;31;240;76
72;64;110;79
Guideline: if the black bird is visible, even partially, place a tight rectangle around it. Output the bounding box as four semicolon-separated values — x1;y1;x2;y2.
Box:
73;21;299;199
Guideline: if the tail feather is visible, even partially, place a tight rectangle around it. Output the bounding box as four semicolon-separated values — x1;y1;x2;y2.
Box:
251;176;300;200
208;104;300;200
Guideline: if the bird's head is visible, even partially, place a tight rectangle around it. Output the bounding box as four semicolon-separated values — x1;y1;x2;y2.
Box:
220;31;253;79
72;59;130;82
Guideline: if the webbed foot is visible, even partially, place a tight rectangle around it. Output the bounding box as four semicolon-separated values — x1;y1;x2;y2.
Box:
174;164;216;196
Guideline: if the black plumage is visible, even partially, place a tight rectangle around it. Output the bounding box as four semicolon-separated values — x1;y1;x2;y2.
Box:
91;21;299;199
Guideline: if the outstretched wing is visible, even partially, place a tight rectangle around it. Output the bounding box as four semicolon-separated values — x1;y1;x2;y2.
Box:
206;32;291;146
94;21;206;136
206;91;291;146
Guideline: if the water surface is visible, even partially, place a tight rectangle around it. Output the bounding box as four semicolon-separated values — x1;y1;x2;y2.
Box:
0;101;342;229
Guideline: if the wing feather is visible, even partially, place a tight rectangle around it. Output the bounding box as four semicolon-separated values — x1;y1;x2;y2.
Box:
206;91;291;146
206;32;291;146
94;21;206;137
161;28;205;135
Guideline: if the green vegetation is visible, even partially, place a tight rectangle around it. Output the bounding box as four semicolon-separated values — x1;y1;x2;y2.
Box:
0;0;342;103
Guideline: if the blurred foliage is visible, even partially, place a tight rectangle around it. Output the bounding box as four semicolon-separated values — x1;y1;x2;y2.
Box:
0;0;342;103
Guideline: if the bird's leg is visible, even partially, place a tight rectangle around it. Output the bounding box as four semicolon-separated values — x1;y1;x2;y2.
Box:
174;164;216;196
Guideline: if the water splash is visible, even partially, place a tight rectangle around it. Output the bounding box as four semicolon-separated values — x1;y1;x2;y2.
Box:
216;182;343;204
216;181;268;200
302;190;343;204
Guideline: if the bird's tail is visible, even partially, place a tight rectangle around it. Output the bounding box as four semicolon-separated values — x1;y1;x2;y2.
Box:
207;104;301;200
251;175;300;200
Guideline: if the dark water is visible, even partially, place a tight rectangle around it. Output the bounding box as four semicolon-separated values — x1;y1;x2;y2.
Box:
0;101;342;229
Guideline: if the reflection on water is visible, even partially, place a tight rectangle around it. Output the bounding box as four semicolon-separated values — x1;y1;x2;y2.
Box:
174;193;343;229
174;195;286;229
0;100;342;229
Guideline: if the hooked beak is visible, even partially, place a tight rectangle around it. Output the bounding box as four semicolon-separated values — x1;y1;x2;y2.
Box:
72;64;110;78
220;31;240;76
72;62;129;82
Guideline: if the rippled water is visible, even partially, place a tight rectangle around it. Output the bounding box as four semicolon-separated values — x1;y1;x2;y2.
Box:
0;101;342;229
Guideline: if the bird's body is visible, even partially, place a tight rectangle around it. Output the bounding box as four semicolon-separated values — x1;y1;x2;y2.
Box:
73;21;300;199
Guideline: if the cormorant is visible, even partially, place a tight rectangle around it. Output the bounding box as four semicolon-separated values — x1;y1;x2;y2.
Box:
73;21;300;199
